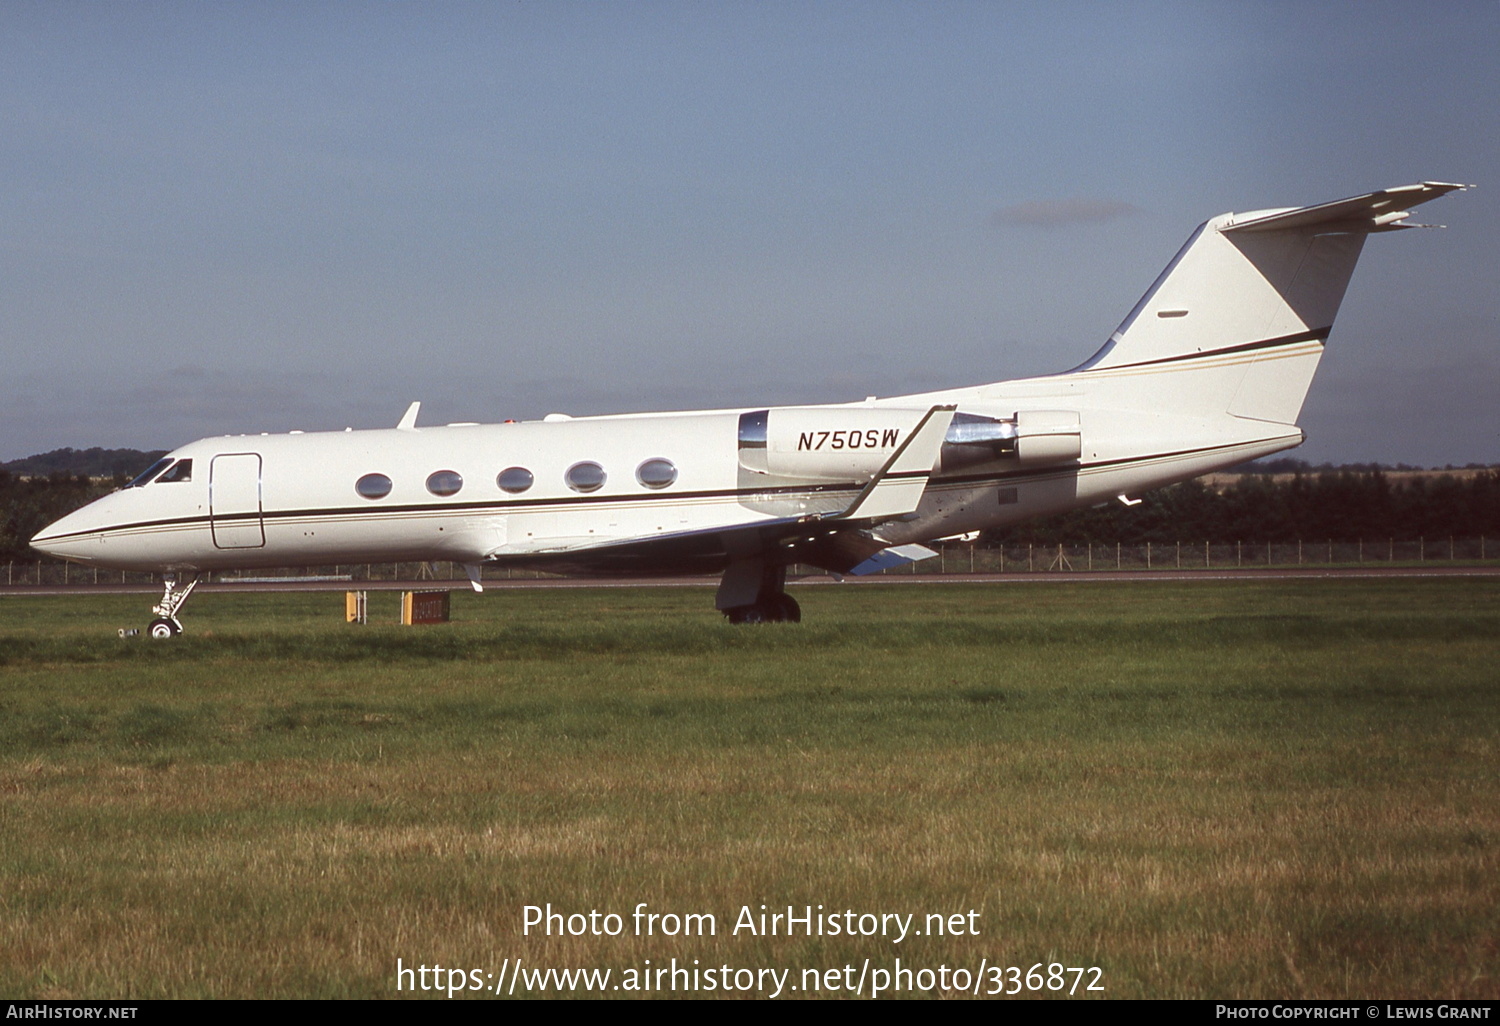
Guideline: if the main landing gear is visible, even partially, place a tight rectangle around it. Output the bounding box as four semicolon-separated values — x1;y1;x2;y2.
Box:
724;591;801;624
717;562;802;624
145;576;200;639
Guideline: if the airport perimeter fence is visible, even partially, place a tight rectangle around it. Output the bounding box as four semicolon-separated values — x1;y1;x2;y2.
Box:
862;536;1497;576
6;537;1498;587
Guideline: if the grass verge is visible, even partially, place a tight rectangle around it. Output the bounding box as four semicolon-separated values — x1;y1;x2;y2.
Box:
1;579;1496;998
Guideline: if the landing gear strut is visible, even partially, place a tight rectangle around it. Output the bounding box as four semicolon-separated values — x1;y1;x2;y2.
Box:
146;576;200;639
718;562;801;624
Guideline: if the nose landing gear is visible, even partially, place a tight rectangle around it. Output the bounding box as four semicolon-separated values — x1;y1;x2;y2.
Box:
145;576;200;639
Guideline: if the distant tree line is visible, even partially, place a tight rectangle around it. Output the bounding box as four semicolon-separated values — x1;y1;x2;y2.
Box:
2;447;167;479
1223;457;1493;476
989;470;1500;546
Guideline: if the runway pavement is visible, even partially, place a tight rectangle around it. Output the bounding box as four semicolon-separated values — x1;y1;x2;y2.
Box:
3;564;1498;598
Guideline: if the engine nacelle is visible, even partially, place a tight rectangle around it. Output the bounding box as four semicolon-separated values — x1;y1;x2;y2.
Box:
738;407;927;481
1014;409;1082;464
937;409;1081;472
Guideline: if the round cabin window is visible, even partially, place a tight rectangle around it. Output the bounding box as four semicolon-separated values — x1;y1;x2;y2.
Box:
497;467;534;494
565;462;606;493
636;458;678;489
426;470;464;497
355;473;393;500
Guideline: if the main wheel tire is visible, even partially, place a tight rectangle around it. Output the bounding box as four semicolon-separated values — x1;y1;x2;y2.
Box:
724;604;766;625
724;595;800;624
148;618;179;639
772;593;802;623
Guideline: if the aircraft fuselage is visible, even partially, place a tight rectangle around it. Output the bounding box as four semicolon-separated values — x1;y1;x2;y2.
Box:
32;390;1301;576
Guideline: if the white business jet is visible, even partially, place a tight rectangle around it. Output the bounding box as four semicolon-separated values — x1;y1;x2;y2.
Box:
32;183;1468;636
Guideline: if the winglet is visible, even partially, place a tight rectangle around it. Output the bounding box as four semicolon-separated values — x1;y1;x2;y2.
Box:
396;401;421;431
830;404;956;523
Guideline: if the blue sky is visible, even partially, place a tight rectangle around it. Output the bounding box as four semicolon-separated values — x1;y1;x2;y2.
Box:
3;1;1496;465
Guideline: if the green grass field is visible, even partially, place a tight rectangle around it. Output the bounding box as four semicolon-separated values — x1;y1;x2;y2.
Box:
1;579;1496;999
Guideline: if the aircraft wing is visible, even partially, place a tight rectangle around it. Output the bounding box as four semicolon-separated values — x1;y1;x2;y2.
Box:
498;509;915;578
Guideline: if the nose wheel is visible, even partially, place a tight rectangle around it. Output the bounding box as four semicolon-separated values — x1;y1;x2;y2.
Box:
145;576;199;639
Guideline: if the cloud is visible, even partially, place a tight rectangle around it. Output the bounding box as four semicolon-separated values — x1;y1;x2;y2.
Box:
989;198;1139;228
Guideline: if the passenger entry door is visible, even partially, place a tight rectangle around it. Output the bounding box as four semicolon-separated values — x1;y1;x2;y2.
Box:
210;453;265;549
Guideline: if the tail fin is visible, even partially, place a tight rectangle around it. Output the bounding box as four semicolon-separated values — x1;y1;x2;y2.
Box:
1073;182;1468;423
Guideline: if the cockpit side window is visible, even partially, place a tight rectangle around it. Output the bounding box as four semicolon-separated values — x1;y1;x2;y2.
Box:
155;459;193;484
126;458;174;488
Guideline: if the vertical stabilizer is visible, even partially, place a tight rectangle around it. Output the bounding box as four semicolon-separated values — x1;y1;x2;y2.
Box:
1072;182;1468;423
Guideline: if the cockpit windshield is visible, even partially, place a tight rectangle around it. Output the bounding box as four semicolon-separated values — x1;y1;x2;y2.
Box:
155;459;192;483
125;457;174;489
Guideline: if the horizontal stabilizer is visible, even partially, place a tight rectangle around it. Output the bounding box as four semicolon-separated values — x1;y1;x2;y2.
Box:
849;544;939;576
1223;182;1470;234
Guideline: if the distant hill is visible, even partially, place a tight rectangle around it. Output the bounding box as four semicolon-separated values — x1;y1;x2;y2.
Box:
2;447;169;480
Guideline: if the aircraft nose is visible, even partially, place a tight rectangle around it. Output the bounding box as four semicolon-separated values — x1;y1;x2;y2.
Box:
29;529;62;558
30;507;105;562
